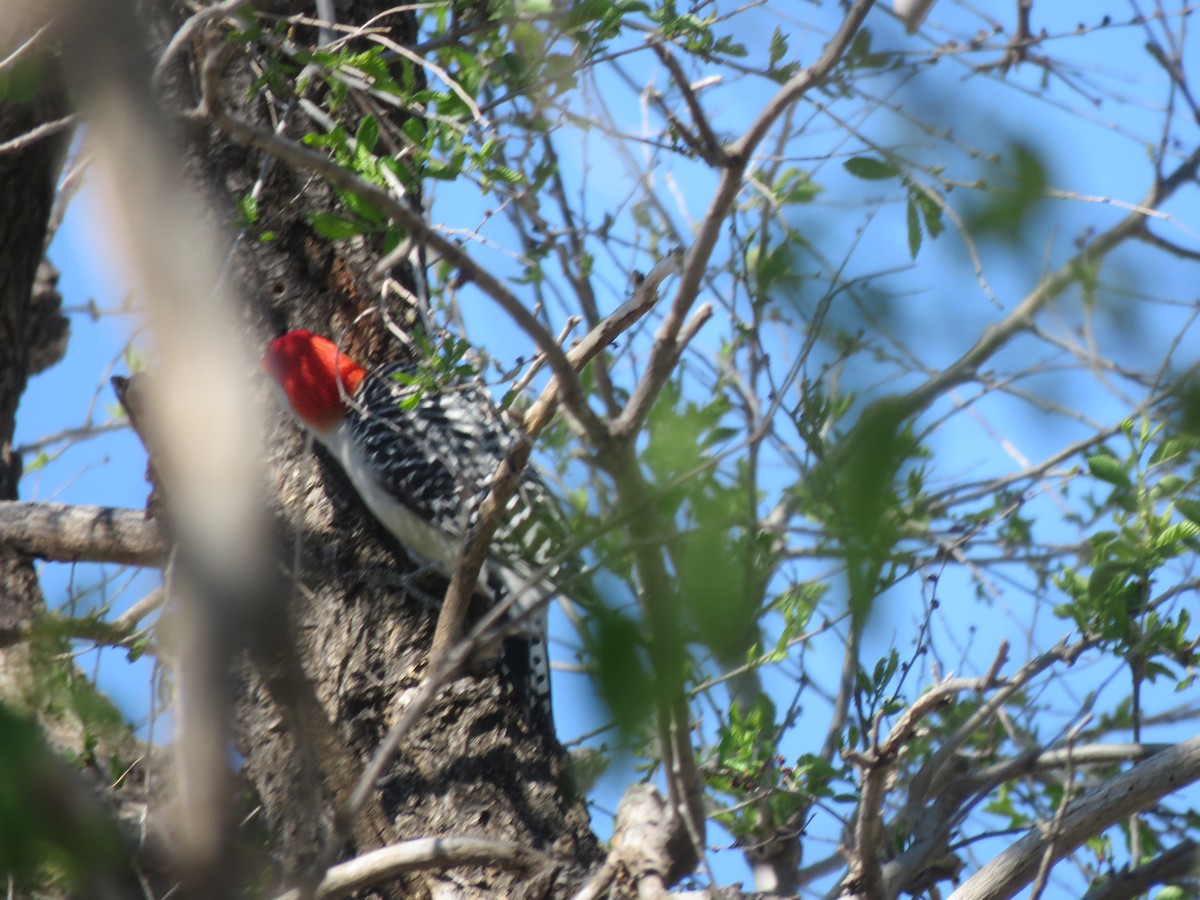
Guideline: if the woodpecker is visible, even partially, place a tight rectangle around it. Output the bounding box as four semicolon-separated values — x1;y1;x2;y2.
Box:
263;329;560;733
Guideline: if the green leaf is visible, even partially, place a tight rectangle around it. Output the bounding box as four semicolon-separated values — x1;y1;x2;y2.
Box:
24;452;49;473
1174;498;1200;526
714;36;748;58
1148;434;1200;467
566;0;609;29
0;706;127;887
483;165;525;186
127;636;149;662
843;156;899;180
906;194;921;259
587;606;653;734
124;345;147;373
1086;453;1131;487
964;141;1048;241
0;52;46;104
401;117;427;145
1154;520;1200;553
426;155;464;180
308;212;375;239
769;27;788;66
354;114;379;156
1087;560;1132;604
1155;886;1190;900
916;189;945;237
774;168;822;205
236;194;259;228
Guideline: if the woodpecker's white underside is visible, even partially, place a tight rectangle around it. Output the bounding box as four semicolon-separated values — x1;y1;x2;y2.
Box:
323;421;476;575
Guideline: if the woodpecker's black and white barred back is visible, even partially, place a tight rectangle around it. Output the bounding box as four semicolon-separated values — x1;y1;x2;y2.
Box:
263;331;564;734
346;361;560;723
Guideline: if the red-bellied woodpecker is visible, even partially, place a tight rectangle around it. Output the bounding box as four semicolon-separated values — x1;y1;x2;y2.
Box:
263;329;559;733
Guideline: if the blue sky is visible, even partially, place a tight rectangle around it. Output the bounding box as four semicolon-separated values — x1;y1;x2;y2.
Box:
16;1;1200;894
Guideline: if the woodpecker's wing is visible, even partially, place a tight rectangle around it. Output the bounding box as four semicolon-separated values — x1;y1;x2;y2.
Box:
345;362;569;588
336;360;575;736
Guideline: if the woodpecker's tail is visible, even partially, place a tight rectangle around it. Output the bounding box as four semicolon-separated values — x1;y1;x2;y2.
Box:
500;634;555;739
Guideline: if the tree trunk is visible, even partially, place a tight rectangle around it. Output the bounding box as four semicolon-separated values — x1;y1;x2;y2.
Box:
131;2;600;895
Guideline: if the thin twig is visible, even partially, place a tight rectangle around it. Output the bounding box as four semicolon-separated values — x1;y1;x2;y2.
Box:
906;637;1092;816
0;114;79;155
428;251;682;662
1030;717;1090;900
0;19;54;72
613;0;877;439
649;39;726;166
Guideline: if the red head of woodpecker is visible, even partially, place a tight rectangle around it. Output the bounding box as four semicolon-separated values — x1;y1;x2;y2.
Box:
262;330;367;436
262;329;462;571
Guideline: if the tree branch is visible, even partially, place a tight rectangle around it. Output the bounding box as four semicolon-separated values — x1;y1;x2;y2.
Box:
613;0;876;440
0;500;164;566
649;39;726;167
275;836;546;900
1080;839;1200;900
428;251;682;662
0;113;80;155
844;651;1009;897
950;735;1200;900
889;143;1200;426
906;638;1090;816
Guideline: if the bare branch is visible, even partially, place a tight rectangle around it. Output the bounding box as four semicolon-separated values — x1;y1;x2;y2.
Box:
906;638;1091;815
1080;839;1200;900
967;743;1169;791
1138;228;1200;261
274;836;545;900
0;113;79;155
0;500;164;566
649;39;726;167
0;18;54;72
1029;718;1089;900
844;653;1010;897
615;0;876;440
608;784;695;897
609;302;712;439
950;735;1200;900
726;0;877;162
524;249;683;436
65;2;277;886
568;859;619;900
